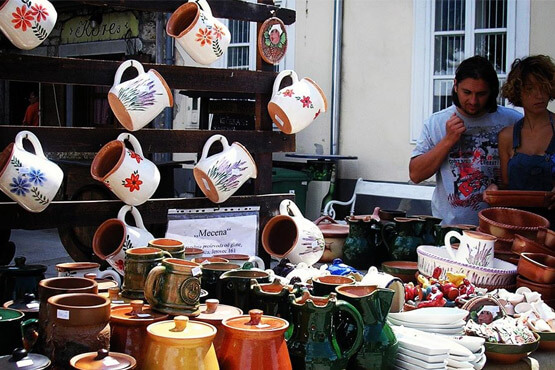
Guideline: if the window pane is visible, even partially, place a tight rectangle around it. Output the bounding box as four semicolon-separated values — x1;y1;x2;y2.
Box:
227;46;249;69
435;0;465;31
230;20;249;43
475;0;506;29
434;35;465;75
433;79;454;112
475;32;506;74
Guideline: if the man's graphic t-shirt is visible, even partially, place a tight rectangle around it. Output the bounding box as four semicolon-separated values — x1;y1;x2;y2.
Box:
412;105;522;225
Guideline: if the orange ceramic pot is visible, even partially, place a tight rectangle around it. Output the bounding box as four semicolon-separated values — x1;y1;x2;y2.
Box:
70;349;137;369
195;299;242;358
219;309;291;370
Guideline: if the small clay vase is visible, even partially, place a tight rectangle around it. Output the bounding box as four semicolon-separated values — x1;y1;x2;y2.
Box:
195;299;243;358
121;247;171;299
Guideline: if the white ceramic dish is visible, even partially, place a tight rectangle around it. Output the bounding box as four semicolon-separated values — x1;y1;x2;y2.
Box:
397;347;449;363
388;317;466;329
469;354;486;370
395;335;451;356
448;336;485;353
394;359;433;370
397;353;447;369
449;351;476;363
417;245;517;289
446;357;473;368
472;346;485;357
389;306;469;325
393;326;473;357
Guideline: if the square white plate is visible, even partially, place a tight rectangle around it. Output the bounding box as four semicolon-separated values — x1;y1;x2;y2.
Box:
397;353;447;369
397;347;449;363
389;307;469;325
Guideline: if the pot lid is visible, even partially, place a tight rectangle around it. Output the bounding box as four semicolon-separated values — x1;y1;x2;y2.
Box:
223;309;288;332
0;307;24;322
196;299;242;322
0;348;51;370
111;300;168;323
3;293;39;313
317;222;349;237
147;316;216;340
0;257;47;275
70;349;136;370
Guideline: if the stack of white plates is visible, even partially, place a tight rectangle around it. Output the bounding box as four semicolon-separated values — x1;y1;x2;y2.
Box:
388;307;468;336
449;336;486;370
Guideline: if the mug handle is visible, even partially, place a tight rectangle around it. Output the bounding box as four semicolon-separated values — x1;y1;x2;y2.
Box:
279;199;303;217
116;133;144;157
191;0;213;17
199;134;229;162
249;256;265;270
272;70;299;97
15;131;46;159
335;300;364;360
444;230;462;261
117;205;147;230
113;59;145;87
97;269;122;285
144;265;165;308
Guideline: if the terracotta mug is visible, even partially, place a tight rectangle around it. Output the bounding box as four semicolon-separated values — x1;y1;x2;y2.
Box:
148;238;185;259
121;247;171;300
444;229;496;268
262;199;325;266
56;262;121;286
268;70;328;134
166;1;231;65
93;205;155;275
193;134;257;203
0;0;57;50
0;131;63;213
91;133;160;206
108;59;173;131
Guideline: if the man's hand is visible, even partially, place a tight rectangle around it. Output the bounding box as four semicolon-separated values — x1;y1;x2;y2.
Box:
483;183;499;203
445;113;466;146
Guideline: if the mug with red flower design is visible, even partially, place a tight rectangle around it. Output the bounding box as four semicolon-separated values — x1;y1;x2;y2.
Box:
193;134;257;203
0;130;63;212
92;205;155;275
268;70;328;134
0;0;57;50
166;1;230;65
91;133;160;206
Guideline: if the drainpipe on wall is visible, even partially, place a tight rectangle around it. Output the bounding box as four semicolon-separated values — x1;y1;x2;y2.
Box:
330;0;343;155
164;13;174;130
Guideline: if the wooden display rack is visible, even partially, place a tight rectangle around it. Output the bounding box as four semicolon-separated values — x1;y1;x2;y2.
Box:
0;0;296;263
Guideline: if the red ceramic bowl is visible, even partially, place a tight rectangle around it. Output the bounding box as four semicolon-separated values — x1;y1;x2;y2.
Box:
512;234;555;257
516;275;555;302
518;253;555;284
494;250;520;266
479;207;550;240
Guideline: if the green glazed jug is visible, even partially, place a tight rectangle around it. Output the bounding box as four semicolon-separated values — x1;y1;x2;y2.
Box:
381;217;425;261
414;215;442;245
287;291;364;370
335;285;398;369
342;216;380;269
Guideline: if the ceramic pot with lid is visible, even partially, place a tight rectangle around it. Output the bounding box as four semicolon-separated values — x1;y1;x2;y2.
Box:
0;256;46;303
314;216;349;262
195;298;242;357
0;348;51;370
70;349;136;370
143;316;218;370
219;309;292;370
3;292;39;319
110;300;168;368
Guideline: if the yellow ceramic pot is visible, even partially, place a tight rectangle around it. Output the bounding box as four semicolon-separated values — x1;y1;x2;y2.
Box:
144;316;219;370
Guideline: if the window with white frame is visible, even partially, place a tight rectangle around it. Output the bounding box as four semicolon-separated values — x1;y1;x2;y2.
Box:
410;0;530;143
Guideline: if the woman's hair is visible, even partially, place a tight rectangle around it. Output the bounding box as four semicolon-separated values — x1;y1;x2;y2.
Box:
452;55;500;113
502;55;555;106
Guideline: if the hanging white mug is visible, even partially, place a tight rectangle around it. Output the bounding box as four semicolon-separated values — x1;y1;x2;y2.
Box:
92;205;155;275
444;229;496;268
193;134;257;203
0;0;57;50
166;1;231;65
267;70;328;134
108;59;173;131
91;133;160;206
0;130;63;212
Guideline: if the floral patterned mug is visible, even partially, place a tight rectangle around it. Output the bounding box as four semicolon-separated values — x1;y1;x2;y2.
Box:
108;59;173;131
268;70;328;134
0;0;57;50
91;133;160;206
444;229;496;268
193;134;257;203
0;130;63;212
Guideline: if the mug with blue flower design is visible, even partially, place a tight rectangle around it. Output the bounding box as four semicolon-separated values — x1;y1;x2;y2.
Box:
0;130;63;212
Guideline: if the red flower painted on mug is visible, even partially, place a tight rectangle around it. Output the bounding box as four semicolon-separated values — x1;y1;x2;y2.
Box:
196;28;213;46
31;4;49;22
129;151;143;164
213;24;225;40
314;109;321;120
300;96;312;108
123;172;143;192
11;6;34;31
282;89;294;97
115;259;124;272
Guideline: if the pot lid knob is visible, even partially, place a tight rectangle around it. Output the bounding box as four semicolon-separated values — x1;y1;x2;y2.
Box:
94;349;109;360
205;299;219;314
11;348;28;361
129;300;144;316
246;309;263;326
108;287;120;300
171;316;188;332
23;293;36;303
14;257;26;267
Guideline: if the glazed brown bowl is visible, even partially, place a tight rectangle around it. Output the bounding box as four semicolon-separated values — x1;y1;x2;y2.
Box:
512;234;555;257
494;250;520;266
516;275;555;303
381;261;418;283
518;253;555;284
478;207;550;240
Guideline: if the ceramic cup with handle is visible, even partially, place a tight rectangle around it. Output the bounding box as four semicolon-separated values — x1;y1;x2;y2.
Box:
0;130;63;212
91;133;160;206
0;0;57;50
108;59;173;131
56;262;121;286
193;134;257;203
444;229;496;268
92;205;155;275
360;266;405;313
166;1;231;65
267;70;327;134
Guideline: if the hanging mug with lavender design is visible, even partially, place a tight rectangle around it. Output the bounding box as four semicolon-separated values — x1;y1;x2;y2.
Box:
193;134;257;203
0;0;57;50
108;59;173;131
0;130;63;212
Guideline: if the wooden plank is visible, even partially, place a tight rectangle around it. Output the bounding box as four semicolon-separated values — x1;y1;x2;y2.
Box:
0;126;295;154
0;54;277;92
0;194;292;229
77;0;296;25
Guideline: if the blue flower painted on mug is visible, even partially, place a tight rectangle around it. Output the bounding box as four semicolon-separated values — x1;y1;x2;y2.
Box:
28;167;47;186
10;176;31;196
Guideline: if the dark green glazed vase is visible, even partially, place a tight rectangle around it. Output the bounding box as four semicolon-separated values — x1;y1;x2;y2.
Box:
415;215;442;245
381;217;425;261
287;291;364;370
336;285;398;370
342;216;380;269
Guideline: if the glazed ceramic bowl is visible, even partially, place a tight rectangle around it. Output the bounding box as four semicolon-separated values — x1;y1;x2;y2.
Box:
381;261;418;283
494;250;520;266
483;190;553;208
512;234;555;256
516;275;555;305
478;207;550;240
518;253;555;284
535;330;555;351
484;332;540;364
417;245;517;289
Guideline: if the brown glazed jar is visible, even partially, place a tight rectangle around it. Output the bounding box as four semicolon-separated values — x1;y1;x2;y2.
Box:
195;299;242;357
45;293;111;369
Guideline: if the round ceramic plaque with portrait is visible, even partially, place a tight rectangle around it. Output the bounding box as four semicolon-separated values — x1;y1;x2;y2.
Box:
258;17;288;65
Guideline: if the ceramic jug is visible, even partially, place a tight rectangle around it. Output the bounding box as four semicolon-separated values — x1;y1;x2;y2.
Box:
360;267;405;313
56;262;121;286
121;247;172;300
287;291;364;370
218;268;270;312
314;216;349;262
312;275;355;296
0;256;46;303
200;262;240;301
433;223;477;246
195;299;242;358
414;215;442;245
336;285;398;369
381;217;425;261
249;279;298;321
342;215;380;269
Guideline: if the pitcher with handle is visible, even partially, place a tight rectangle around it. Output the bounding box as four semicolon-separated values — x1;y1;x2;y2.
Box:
381;217;425;261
